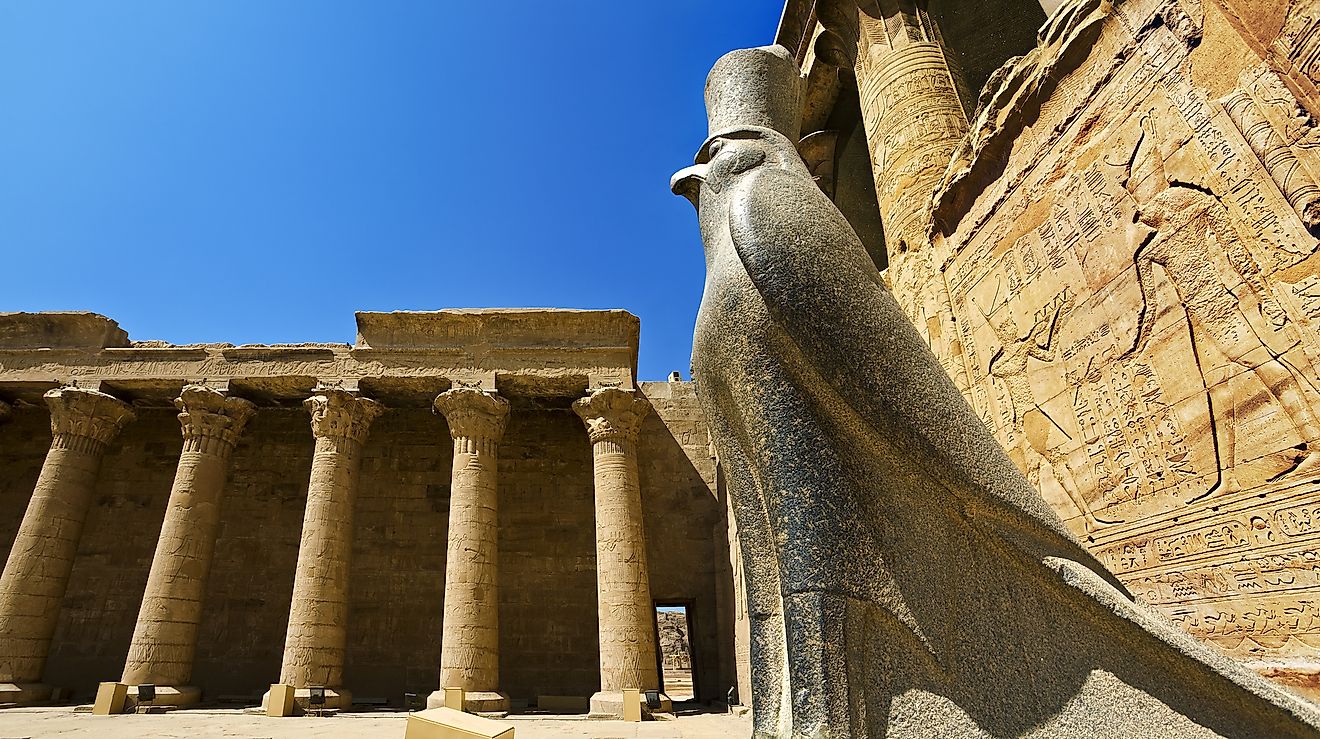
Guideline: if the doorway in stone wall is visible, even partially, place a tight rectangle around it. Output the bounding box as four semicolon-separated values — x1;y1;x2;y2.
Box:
655;603;696;702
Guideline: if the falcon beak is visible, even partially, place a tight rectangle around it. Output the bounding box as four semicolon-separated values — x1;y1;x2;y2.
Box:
670;163;708;208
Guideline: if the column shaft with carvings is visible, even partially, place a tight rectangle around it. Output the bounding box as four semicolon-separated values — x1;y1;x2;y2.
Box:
274;389;381;710
428;388;510;712
120;386;255;705
573;388;669;717
821;0;974;388
0;387;134;704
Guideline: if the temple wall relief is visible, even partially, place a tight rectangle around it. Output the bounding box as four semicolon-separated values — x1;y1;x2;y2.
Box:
921;0;1320;690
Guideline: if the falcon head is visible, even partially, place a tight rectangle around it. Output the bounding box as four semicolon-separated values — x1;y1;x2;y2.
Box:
671;126;805;209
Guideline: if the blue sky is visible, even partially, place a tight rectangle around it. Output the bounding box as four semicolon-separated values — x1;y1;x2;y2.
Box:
0;2;785;380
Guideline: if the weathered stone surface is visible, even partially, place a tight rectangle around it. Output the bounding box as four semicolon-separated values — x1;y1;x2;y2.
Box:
0;312;129;350
573;388;670;718
0;312;733;712
657;611;691;670
0;388;134;704
430;387;510;712
674;41;1320;738
878;0;1320;699
274;389;382;710
120;386;255;703
0;309;641;408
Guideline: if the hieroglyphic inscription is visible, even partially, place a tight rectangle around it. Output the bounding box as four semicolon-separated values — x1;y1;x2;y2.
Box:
921;0;1320;676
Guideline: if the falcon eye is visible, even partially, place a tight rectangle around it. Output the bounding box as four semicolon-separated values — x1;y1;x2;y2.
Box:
707;140;725;158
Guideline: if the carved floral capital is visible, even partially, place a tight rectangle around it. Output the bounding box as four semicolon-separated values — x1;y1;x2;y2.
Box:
176;385;256;454
433;387;509;442
44;386;136;448
304;388;383;443
573;387;651;446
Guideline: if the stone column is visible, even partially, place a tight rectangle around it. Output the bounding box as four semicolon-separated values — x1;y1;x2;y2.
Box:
428;388;510;712
273;388;381;711
822;1;976;394
573;388;669;717
0;387;134;704
120;385;255;707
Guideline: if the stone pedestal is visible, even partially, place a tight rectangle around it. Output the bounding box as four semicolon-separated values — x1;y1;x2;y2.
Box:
573;388;670;718
428;388;511;712
0;387;134;705
120;386;255;707
272;389;381;711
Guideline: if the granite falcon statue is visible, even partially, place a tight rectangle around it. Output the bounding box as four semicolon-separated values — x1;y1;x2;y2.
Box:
672;44;1320;739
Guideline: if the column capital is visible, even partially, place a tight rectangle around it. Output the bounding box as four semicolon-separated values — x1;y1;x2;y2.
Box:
175;385;256;455
434;388;509;442
44;387;135;450
304;389;383;443
573;388;651;446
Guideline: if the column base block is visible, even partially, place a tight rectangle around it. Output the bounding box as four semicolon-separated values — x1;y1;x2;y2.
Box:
261;686;352;713
588;690;671;720
426;689;509;713
125;684;200;709
0;682;53;706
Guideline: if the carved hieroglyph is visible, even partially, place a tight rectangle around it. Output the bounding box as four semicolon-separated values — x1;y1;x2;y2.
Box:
915;0;1320;689
121;386;254;702
0;387;134;701
573;388;668;717
275;388;382;708
430;387;510;712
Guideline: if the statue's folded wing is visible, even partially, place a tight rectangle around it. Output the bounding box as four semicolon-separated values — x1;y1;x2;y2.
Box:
726;165;1123;590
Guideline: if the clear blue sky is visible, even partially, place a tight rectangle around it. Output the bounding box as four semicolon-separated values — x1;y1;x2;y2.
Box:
0;2;785;381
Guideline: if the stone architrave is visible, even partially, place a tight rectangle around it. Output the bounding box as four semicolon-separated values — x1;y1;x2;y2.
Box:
272;388;382;711
0;387;134;705
428;387;511;712
120;385;255;707
572;388;670;718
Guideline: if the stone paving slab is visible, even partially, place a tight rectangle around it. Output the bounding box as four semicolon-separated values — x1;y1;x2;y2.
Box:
0;707;751;738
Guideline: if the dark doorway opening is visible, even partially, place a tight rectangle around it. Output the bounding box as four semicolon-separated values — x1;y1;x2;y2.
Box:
654;603;695;702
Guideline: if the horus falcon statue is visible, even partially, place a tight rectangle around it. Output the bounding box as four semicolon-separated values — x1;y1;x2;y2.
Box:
671;45;1320;739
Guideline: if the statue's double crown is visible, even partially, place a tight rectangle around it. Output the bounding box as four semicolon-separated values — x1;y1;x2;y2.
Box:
700;44;806;162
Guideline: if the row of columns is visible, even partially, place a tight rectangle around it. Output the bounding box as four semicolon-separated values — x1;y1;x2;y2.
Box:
0;384;666;716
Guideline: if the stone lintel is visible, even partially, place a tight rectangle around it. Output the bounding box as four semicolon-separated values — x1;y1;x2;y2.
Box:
0;312;130;350
0;310;637;404
354;309;639;356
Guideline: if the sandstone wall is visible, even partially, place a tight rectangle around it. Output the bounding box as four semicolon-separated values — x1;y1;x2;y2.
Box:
921;0;1320;694
637;381;735;704
0;381;732;704
777;0;1320;698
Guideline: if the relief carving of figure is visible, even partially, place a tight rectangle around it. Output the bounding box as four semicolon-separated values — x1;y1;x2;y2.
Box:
1122;115;1320;495
984;294;1120;531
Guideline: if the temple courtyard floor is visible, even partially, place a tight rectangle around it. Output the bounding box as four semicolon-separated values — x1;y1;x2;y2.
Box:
0;707;751;738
